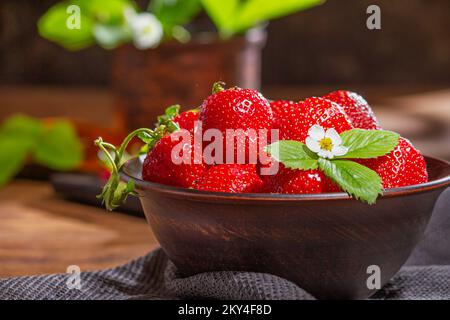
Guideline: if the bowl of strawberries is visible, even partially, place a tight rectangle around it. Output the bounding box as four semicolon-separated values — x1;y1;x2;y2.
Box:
97;83;450;300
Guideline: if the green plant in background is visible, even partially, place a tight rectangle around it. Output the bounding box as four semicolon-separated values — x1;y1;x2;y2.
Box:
202;0;324;37
0;115;84;186
38;0;324;50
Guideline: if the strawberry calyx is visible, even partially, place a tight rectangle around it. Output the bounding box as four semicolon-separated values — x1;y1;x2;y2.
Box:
156;104;181;132
211;81;242;94
212;81;226;94
155;104;200;136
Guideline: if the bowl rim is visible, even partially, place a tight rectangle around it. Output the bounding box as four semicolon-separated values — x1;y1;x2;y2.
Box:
120;155;450;202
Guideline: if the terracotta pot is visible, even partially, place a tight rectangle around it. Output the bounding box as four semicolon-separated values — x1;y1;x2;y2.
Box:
112;28;266;130
120;156;450;299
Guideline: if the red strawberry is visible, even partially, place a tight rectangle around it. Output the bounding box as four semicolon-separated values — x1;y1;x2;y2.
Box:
357;137;427;188
322;177;342;193
323;90;381;130
193;164;264;193
262;163;340;194
272;97;353;142
270;100;297;130
199;84;273;164
173;109;199;132
142;132;206;188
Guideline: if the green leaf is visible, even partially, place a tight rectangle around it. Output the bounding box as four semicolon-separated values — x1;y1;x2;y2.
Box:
150;0;201;34
0;115;85;186
139;144;150;155
0;114;43;142
116;179;137;203
137;124;168;149
38;2;95;50
38;0;134;50
34;121;83;171
233;0;324;34
200;0;239;37
0;136;33;186
83;0;134;24
137;131;154;144
157;105;181;133
318;158;382;204
164;104;181;118
0;116;43;167
265;140;318;170
97;174;136;211
338;129;400;159
201;0;323;37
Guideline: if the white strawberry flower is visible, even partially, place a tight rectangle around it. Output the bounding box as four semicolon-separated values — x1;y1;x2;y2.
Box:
305;125;349;159
125;9;163;50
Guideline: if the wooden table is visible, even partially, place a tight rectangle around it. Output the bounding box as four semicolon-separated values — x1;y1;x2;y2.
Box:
0;85;449;278
0;180;157;277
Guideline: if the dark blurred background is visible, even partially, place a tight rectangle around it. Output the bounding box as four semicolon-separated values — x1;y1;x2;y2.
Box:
1;0;449;86
0;0;449;161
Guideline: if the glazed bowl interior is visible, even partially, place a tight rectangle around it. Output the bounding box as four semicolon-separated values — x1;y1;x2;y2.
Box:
120;156;450;299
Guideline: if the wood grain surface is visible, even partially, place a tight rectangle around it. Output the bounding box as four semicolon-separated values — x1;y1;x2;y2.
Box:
0;180;157;277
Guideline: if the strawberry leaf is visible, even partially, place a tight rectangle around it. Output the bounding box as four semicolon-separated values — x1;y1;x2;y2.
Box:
137;131;154;144
338;129;399;159
265;140;318;170
318;158;382;204
138;124;168;151
163;104;181;118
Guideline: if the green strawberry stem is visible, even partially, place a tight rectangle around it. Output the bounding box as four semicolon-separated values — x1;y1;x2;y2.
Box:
95;104;186;211
95;128;155;211
95;138;119;175
117;128;154;165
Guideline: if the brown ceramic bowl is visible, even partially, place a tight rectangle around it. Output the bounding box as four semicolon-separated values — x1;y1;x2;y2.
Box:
120;156;450;299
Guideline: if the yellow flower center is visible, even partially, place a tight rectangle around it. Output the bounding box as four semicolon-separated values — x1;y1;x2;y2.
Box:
142;25;152;35
319;137;333;151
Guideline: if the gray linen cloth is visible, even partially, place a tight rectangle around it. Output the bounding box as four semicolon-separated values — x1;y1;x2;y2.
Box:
1;188;449;300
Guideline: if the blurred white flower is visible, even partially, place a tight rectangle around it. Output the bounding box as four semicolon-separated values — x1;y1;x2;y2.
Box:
305;125;348;159
123;6;136;23
126;11;163;50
